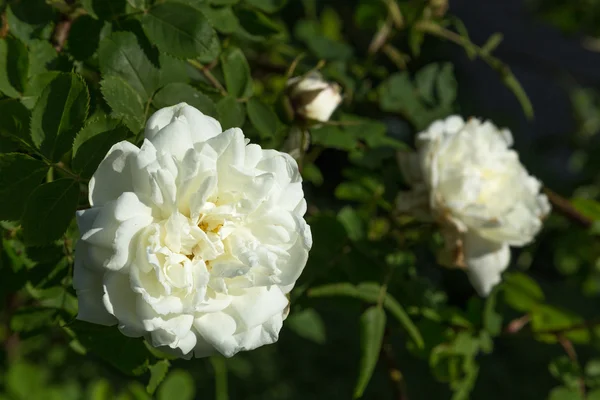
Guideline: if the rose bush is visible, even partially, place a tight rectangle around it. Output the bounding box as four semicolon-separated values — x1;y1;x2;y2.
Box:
73;103;312;358
397;116;551;296
3;1;597;398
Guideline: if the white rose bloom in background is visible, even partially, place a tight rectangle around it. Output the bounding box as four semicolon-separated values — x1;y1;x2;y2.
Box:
286;72;342;122
397;115;551;296
74;103;312;358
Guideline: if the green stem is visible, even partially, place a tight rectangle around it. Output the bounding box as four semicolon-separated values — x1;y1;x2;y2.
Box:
46;167;54;183
415;20;534;119
210;356;229;400
187;59;228;96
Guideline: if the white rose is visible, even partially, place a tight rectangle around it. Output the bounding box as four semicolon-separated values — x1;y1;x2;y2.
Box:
286;72;342;122
74;103;312;358
397;115;550;296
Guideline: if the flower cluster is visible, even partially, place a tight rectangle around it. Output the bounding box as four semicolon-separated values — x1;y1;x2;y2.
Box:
397;116;551;296
74;101;551;359
74;103;312;358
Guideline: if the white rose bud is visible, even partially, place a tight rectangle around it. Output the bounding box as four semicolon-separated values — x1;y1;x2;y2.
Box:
286;72;342;122
74;103;312;358
397;115;550;296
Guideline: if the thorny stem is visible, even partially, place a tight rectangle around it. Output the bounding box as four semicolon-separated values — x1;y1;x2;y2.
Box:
187;59;228;96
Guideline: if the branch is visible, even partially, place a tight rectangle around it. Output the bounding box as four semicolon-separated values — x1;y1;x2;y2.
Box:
558;335;586;398
543;187;593;229
380;329;408;400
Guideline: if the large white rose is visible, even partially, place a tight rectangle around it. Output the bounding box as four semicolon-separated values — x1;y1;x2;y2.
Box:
286;72;342;122
397;116;550;296
74;103;312;358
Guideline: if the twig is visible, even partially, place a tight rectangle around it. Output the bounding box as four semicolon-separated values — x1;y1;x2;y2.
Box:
543;187;593;229
53;18;72;52
380;329;408;400
0;12;8;38
504;314;531;334
558;335;586;398
187;59;228;96
414;20;534;119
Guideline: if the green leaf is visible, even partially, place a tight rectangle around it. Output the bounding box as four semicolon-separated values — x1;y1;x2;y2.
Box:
22;179;80;245
72;125;128;179
483;287;502;336
378;72;414;113
98;32;159;100
158;53;191;87
0;136;18;153
100;75;145;134
10;307;58;333
548;387;583;400
415;64;439;104
354;306;385;398
0;98;31;143
335;181;372;202
209;0;240;4
68;320;151;376
311;125;357;151
22;71;60;109
86;379;113;400
221;47;253;99
72;115;120;156
286;308;326;344
6;362;48;400
531;305;587;344
503;272;544;312
585;360;600;388
589;389;600;400
356;283;424;349
436;63;458;107
154;83;217;118
81;0;127;20
0;153;47;221
67;15;105;61
302;162;323;186
147;360;171;395
236;8;282;40
142;1;220;59
245;0;287;13
6;1;56;45
0;36;29;98
30;72;90;161
27;39;57;77
157;370;195;400
549;356;582;391
246;97;279;138
337;206;364;241
199;6;240;34
309;282;424;349
571;198;600;221
217;96;246;130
